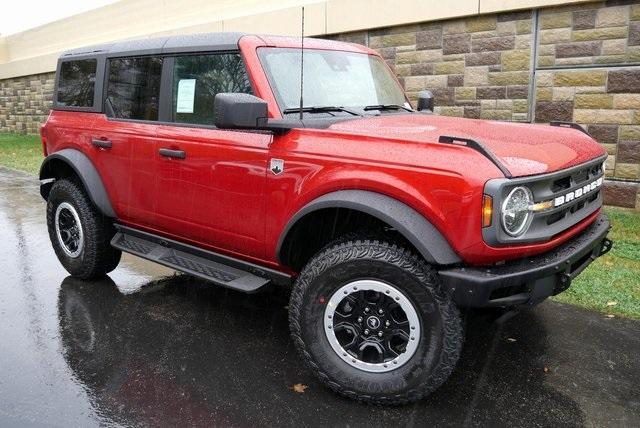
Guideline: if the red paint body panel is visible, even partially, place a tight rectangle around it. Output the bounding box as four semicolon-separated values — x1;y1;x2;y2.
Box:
326;114;604;176
42;36;607;274
152;124;271;259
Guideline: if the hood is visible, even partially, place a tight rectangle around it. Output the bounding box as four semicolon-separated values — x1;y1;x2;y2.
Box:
327;114;605;177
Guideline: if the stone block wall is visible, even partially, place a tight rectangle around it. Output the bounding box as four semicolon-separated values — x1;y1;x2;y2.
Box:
537;2;639;67
0;72;54;134
1;1;639;208
370;10;535;122
532;1;640;208
330;1;640;209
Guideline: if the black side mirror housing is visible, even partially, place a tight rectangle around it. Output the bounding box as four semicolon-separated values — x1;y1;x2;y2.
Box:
417;90;434;112
214;93;268;129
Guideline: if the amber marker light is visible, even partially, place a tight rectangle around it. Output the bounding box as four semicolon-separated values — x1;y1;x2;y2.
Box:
482;195;493;227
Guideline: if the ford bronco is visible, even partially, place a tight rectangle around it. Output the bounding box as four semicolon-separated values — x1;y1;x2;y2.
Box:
40;32;612;404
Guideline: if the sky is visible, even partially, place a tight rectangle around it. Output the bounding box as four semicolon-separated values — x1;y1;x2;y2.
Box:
0;0;119;36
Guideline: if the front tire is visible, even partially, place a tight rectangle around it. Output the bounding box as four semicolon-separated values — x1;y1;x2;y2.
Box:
47;178;121;279
289;238;463;405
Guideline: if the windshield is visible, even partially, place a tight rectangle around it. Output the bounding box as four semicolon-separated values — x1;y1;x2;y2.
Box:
258;48;408;113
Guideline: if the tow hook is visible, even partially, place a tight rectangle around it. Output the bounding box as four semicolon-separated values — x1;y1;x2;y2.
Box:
553;273;572;295
599;238;613;257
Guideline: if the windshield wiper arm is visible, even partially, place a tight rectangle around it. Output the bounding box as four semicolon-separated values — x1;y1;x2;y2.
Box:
363;104;413;112
282;106;361;116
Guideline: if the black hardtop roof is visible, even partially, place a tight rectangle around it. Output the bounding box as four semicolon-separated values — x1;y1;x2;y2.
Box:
60;32;247;59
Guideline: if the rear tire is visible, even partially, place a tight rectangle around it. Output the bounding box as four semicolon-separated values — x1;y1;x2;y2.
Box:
47;178;121;279
289;237;463;405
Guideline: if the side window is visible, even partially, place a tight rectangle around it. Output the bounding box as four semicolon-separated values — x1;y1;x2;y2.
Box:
172;53;252;125
57;59;97;107
106;56;162;120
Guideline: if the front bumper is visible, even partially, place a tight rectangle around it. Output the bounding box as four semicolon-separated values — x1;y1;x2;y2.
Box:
439;214;612;308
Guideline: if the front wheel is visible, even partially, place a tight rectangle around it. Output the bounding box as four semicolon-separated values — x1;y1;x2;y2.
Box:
289;238;463;405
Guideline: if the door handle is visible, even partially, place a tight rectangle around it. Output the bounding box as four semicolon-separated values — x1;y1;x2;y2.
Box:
92;139;112;149
159;148;186;159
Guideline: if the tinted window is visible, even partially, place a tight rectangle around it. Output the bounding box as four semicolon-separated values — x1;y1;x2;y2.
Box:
106;57;162;120
57;59;97;107
172;53;252;125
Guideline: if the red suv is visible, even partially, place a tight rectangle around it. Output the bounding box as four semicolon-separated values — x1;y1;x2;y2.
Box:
40;33;612;404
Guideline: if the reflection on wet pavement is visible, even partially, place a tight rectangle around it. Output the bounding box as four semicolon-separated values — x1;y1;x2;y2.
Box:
1;166;639;427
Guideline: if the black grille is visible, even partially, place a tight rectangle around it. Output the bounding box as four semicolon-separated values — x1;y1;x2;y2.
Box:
525;160;604;239
483;156;606;246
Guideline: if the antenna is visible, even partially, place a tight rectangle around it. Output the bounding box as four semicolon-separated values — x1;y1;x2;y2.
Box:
299;6;305;120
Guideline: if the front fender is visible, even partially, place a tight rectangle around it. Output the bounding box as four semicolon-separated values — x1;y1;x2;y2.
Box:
276;190;461;265
40;149;116;218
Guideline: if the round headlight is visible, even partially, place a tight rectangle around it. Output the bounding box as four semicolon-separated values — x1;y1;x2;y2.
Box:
501;186;533;237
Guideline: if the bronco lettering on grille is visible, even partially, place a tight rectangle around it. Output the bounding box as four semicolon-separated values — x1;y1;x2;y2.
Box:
553;177;603;208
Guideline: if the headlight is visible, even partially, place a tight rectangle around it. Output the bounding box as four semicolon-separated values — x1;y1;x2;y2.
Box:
501;186;533;237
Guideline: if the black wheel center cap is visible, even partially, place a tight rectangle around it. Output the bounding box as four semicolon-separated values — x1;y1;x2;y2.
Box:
366;316;381;330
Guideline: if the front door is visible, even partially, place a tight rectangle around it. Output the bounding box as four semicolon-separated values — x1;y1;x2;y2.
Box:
153;53;271;260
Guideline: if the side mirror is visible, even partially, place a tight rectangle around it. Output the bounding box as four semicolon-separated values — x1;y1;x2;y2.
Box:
417;90;434;112
214;93;268;129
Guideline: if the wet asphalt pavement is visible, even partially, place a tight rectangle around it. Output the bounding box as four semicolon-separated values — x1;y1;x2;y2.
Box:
0;166;639;427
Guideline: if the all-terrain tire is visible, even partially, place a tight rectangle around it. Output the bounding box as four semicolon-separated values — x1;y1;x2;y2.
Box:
47;178;121;279
289;237;463;405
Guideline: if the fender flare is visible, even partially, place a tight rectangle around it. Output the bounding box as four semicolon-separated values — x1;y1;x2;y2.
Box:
276;190;461;266
39;149;117;218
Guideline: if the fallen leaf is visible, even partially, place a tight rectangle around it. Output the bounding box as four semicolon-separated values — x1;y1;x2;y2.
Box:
291;383;308;393
506;338;517;342
606;301;617;307
605;314;615;319
543;367;549;373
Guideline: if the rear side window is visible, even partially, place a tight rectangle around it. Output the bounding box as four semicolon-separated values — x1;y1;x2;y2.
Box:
106;57;163;121
172;53;252;125
57;59;97;107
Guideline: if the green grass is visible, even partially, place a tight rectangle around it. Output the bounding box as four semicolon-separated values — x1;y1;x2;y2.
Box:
553;207;640;320
0;133;638;318
0;133;42;174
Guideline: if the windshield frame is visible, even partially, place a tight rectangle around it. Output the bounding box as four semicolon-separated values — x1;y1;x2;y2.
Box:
256;47;410;117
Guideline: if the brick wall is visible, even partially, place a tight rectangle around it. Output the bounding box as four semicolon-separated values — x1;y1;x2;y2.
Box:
0;72;54;134
0;1;638;208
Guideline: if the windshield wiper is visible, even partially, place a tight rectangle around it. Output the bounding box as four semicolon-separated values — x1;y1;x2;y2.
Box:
363;104;413;112
282;106;361;116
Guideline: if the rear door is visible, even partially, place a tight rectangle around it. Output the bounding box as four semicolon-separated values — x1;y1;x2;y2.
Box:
154;52;271;259
91;55;164;227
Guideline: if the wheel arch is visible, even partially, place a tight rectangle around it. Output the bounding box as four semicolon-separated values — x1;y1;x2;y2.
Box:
276;190;461;270
40;149;116;218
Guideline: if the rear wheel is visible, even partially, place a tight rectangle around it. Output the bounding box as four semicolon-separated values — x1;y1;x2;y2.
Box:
47;179;121;279
289;237;463;404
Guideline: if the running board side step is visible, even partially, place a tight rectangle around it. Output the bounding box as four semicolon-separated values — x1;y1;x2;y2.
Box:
111;225;291;293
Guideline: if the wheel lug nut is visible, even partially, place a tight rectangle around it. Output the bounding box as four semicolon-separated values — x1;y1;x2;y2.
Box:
378;309;384;315
364;307;370;313
378;331;383;337
357;317;363;323
364;329;370;335
385;320;390;327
